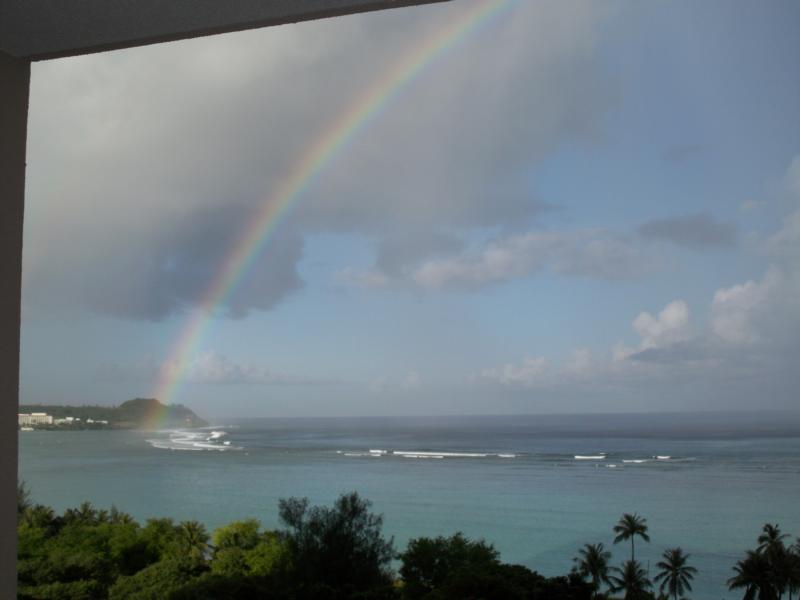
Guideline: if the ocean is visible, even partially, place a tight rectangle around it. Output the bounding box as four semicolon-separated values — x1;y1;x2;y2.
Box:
18;411;800;599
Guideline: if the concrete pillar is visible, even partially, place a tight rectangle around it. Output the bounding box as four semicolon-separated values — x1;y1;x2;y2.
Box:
0;50;30;599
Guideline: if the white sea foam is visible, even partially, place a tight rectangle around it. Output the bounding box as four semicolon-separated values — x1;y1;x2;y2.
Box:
622;459;648;464
393;450;490;458
656;455;671;460
338;449;518;459
574;454;606;460
146;440;204;451
401;454;444;459
146;429;242;452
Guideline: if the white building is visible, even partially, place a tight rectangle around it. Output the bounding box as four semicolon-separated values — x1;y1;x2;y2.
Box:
18;413;53;426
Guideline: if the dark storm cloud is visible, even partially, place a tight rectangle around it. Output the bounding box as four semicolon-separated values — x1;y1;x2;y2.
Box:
638;213;736;248
23;1;616;319
29;204;304;321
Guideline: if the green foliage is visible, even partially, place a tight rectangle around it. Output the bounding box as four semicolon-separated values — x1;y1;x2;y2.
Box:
278;491;395;593
399;532;500;598
167;572;283;600
399;533;593;600
107;559;205;600
210;531;289;578
21;492;800;600
18;579;105;600
213;518;261;550
176;520;211;565
20;504;56;531
140;517;181;560
244;533;290;576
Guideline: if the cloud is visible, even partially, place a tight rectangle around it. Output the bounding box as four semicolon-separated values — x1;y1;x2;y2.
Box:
480;298;691;388
710;267;782;344
479;356;551;387
336;267;391;289
23;0;616;320
632;300;691;350
410;230;652;289
477;253;799;403
638;213;736;248
24;205;304;320
763;156;800;260
375;232;465;278
98;352;335;386
340;228;654;290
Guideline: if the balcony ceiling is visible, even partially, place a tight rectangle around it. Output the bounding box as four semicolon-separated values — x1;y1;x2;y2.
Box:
0;0;447;60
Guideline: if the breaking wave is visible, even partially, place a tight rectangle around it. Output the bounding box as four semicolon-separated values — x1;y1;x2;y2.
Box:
337;449;519;460
146;429;242;452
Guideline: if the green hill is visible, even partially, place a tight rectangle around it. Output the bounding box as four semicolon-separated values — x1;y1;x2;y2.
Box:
19;398;208;429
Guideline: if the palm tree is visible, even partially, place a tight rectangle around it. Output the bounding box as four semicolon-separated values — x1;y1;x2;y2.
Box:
64;501;98;525
609;559;652;600
787;542;800;600
574;542;612;598
654;547;697;600
178;520;210;563
757;524;792;599
21;504;55;530
758;524;790;554
109;505;135;525
613;513;651;562
729;550;779;600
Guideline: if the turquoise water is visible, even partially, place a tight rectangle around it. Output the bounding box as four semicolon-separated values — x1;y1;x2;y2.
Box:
19;412;800;599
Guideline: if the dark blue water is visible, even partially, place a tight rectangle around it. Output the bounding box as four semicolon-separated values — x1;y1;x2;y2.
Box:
19;411;800;599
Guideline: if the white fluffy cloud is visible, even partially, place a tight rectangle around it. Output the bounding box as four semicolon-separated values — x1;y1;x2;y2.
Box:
710;267;782;344
633;300;691;350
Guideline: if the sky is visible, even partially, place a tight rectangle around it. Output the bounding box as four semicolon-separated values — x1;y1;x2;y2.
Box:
20;0;800;418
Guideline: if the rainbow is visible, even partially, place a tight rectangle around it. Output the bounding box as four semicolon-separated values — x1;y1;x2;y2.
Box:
141;399;173;430
149;0;516;423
